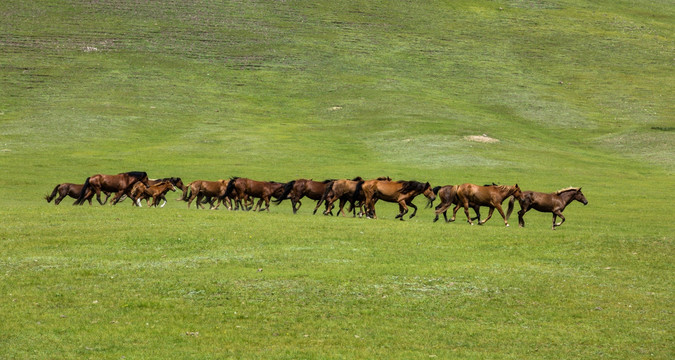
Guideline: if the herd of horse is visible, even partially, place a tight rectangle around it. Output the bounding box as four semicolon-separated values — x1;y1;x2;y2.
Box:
45;171;588;229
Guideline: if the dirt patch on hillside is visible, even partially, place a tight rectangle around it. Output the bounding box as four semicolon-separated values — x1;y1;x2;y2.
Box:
464;134;499;143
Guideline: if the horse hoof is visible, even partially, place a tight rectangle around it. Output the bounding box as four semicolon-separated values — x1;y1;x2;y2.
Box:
505;224;510;227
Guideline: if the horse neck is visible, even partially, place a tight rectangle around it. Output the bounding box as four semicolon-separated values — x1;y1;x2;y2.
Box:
558;190;577;206
499;186;517;199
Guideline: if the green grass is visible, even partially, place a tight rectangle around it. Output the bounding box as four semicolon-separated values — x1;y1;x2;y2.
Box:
1;0;673;358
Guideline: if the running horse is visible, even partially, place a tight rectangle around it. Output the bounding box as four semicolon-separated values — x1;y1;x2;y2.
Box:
509;187;587;229
313;176;366;216
45;183;111;205
74;171;149;205
131;180;176;207
432;185;480;223
362;179;436;220
224;177;286;212
274;179;333;214
452;183;522;226
180;179;231;209
128;177;185;207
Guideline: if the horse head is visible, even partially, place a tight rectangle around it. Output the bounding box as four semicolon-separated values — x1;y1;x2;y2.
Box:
511;184;522;199
423;182;436;207
171;177;186;191
575;187;588;205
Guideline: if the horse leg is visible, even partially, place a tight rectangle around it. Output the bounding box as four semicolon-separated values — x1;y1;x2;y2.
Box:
102;192;111;205
337;198;347;217
159;195;167;208
518;204;529;228
95;189;105;205
254;198;263;211
494;204;509;226
55;193;67;205
479;207;495;225
111;190;125;205
407;201;418;219
395;202;408;220
187;192;198;209
553;211;565;229
323;197;335;215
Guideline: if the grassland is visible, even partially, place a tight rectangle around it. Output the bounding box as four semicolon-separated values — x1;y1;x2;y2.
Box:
0;0;673;358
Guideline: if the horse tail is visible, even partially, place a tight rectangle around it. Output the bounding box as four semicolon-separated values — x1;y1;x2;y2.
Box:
506;195;516;221
75;177;90;205
274;180;295;204
353;181;364;203
314;181;333;214
224;177;238;198
45;184;60;203
181;185;192;202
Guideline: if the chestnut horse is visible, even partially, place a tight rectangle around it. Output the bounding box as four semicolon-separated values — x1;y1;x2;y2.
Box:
314;177;365;216
225;177;286;212
432;185;480;223
127;177;185;207
74;171;149;205
131;181;176;207
509;187;587;229
181;179;231;209
45;183;110;205
274;179;333;214
362;179;436;220
452;183;522;226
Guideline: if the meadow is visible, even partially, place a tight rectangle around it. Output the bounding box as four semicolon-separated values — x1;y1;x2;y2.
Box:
0;0;673;358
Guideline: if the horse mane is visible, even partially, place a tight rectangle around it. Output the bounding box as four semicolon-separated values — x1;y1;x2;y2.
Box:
351;176;363;181
400;180;428;194
123;171;148;180
376;176;391;181
555;187;580;195
322;179;334;184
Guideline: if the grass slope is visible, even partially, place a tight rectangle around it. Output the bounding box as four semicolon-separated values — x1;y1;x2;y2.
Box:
0;0;673;358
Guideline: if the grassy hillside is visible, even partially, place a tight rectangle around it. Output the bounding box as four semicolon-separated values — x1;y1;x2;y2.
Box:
0;0;672;358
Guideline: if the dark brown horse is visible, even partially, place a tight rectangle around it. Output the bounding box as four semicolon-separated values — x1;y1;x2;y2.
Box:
274;179;333;214
432;185;480;223
181;179;231;209
131;181;176;207
74;171;149;205
509;187;588;229
224;177;286;212
362;179;436;220
452;183;522;226
314;177;365;216
45;183;110;205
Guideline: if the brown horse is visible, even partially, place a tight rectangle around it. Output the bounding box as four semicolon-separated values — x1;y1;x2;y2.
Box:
45;183;111;205
509;187;588;229
131;181;176;207
274;179;333;214
313;177;365;216
452;183;522;226
74;171;149;205
127;177;185;207
181;180;231;209
362;179;436;220
432;185;480;223
224;177;286;212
